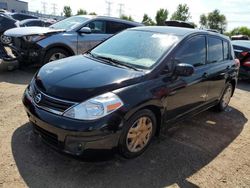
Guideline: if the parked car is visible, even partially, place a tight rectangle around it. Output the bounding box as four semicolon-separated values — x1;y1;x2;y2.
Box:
23;26;238;158
6;13;38;21
232;40;250;79
0;14;18;44
4;15;143;65
18;19;53;27
231;35;249;40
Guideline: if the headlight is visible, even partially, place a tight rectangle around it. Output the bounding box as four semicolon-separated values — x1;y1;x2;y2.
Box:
23;35;46;42
63;92;123;120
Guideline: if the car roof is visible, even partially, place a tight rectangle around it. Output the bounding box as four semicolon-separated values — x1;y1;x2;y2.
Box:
19;18;41;23
74;15;143;26
129;26;229;39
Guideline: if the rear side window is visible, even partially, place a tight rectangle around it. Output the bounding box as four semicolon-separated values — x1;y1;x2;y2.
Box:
106;21;126;34
175;36;206;67
223;41;230;60
208;37;223;63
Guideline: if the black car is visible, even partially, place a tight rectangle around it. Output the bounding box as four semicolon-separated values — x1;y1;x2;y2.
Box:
23;26;238;158
232;40;250;79
7;13;38;21
0;14;17;44
19;19;52;27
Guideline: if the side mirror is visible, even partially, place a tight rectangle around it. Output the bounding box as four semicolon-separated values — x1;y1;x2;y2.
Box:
174;63;194;77
79;27;91;34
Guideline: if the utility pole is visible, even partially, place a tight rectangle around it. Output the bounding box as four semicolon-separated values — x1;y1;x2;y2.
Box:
118;3;124;17
106;1;112;16
51;3;57;15
41;1;47;14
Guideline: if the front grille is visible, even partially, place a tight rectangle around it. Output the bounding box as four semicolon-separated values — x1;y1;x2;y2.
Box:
33;124;59;147
29;83;76;114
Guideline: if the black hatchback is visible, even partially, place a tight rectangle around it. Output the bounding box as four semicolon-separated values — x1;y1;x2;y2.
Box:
23;26;239;158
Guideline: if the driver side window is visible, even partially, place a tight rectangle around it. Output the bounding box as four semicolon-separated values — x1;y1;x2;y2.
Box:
85;21;106;34
174;36;206;67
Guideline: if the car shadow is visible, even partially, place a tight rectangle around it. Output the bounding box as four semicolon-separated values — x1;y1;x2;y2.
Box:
237;80;250;92
0;68;36;85
11;107;247;188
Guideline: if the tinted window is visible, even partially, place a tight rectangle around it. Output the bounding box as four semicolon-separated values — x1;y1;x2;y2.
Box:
106;21;126;34
223;41;230;60
25;21;42;26
208;37;223;63
86;21;106;34
175;36;206;67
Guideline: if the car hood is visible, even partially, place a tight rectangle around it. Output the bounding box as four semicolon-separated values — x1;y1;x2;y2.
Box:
35;55;145;102
4;26;64;37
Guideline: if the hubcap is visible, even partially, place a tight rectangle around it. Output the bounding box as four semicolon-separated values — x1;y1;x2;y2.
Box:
126;116;153;153
48;53;66;62
222;86;232;108
1;35;11;44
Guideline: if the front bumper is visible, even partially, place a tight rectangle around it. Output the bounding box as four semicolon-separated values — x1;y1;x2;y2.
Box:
8;38;45;64
22;89;123;156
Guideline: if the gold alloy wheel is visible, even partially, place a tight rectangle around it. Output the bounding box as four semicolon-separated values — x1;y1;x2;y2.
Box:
126;116;153;153
222;86;232;108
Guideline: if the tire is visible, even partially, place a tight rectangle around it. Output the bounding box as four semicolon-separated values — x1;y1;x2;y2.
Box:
118;109;157;158
0;34;12;45
43;48;70;65
215;83;233;112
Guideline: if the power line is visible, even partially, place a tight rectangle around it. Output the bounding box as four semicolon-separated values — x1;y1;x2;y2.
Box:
41;1;47;14
118;3;124;17
51;3;57;15
106;1;112;16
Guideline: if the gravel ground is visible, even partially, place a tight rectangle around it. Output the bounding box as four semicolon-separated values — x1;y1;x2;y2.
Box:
0;69;250;188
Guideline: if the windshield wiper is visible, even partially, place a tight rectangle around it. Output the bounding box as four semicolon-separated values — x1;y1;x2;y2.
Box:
93;55;139;71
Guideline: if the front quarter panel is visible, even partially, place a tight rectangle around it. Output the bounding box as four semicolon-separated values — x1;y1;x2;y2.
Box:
37;32;78;54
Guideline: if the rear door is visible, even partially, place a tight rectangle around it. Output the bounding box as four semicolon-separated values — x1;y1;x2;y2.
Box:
165;35;209;120
205;36;233;102
77;20;111;54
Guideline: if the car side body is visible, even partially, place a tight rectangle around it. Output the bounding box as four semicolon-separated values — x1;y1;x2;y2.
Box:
5;15;143;65
22;26;239;158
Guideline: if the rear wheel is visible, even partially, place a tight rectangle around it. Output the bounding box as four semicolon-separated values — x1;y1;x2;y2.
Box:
119;109;156;158
215;83;233;111
43;48;70;65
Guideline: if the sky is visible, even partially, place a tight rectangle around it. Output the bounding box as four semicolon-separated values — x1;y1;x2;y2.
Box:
23;0;250;31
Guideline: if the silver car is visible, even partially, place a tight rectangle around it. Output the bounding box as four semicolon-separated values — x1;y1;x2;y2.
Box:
4;15;143;65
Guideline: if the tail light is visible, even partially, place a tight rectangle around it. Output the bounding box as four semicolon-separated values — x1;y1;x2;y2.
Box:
243;61;250;67
241;51;249;57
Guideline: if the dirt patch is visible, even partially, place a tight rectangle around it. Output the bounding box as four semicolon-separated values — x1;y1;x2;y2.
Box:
0;69;250;188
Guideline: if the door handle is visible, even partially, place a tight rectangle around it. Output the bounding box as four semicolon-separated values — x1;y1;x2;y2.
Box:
202;72;208;78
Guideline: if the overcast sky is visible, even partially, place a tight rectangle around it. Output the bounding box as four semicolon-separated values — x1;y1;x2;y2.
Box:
23;0;250;31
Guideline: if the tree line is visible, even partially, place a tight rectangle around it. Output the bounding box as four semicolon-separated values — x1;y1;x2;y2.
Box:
62;4;250;37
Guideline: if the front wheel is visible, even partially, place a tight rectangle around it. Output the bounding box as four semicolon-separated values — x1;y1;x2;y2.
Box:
0;34;12;45
43;48;70;65
118;109;156;158
215;83;233;111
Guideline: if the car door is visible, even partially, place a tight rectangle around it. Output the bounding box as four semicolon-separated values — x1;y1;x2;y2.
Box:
165;35;209;121
205;37;232;102
77;20;111;54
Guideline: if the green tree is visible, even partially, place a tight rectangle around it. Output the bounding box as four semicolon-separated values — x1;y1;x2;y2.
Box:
63;6;72;17
207;9;227;32
120;14;134;21
142;14;155;26
170;4;191;21
199;14;207;28
89;12;97;15
155;9;168;26
77;9;87;15
230;27;250;37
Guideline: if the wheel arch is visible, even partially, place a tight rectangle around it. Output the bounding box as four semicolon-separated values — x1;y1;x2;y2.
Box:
44;43;75;57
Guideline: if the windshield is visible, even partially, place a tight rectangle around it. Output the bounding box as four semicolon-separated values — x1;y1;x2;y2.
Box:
50;16;89;30
91;30;180;69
